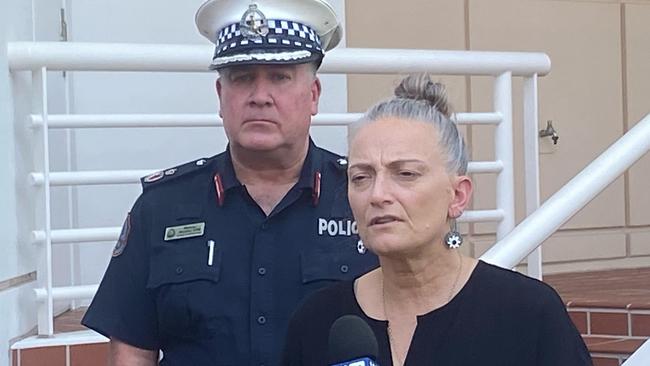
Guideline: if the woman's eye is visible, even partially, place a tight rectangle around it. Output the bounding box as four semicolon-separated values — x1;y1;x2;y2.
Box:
398;171;419;179
350;175;369;183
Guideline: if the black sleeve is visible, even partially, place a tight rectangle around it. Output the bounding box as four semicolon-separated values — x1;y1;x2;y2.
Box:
536;285;593;366
281;307;305;366
81;196;160;350
281;283;352;366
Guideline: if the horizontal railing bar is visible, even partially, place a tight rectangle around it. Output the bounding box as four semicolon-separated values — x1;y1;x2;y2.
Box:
458;209;504;223
31;112;501;128
8;42;551;76
31;161;501;187
468;161;503;174
30;170;155;186
11;330;108;349
33;209;503;245
35;285;98;302
32;227;121;244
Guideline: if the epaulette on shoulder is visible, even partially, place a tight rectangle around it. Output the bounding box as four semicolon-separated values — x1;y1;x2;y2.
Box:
317;146;349;172
331;156;349;171
141;158;211;190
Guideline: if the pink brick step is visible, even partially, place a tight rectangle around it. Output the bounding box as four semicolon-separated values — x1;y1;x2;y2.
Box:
545;267;650;366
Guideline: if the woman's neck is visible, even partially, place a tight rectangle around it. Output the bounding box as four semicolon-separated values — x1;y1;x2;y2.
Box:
380;249;464;315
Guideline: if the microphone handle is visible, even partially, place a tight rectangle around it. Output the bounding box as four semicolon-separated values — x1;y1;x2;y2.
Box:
330;357;379;366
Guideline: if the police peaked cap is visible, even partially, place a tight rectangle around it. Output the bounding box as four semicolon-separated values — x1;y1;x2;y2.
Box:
195;0;343;70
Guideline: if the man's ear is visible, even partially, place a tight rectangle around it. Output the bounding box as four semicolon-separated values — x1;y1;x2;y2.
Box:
448;176;473;219
310;77;322;116
216;78;223;118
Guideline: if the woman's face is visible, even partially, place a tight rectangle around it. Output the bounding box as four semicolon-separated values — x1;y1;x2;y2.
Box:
348;117;466;256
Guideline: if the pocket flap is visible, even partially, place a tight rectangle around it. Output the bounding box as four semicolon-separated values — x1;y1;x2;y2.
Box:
147;238;222;288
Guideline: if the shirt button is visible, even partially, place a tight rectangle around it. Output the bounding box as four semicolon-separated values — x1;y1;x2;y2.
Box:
257;316;267;325
340;265;349;273
175;266;183;275
261;223;268;230
258;267;266;276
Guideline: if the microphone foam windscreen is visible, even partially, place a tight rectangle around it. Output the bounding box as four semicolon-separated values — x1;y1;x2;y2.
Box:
328;314;379;364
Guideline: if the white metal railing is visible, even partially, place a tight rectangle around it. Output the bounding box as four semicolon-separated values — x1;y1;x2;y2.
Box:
8;42;550;75
623;338;650;366
30;112;503;128
29;161;504;187
8;42;550;336
481;113;650;267
31;209;506;247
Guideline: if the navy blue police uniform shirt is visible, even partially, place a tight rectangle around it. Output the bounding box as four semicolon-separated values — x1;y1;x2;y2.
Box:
82;140;378;366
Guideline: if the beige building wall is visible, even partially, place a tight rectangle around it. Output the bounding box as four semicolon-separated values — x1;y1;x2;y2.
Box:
345;0;650;274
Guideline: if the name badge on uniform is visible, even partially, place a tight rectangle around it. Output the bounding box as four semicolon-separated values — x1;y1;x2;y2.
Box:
164;222;205;241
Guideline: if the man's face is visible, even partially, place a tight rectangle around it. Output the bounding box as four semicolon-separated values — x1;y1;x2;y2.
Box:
216;63;321;152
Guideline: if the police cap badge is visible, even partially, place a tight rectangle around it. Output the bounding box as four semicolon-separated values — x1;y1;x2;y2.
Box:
195;0;342;70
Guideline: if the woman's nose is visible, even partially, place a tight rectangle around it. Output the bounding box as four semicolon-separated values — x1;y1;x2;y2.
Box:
369;175;393;205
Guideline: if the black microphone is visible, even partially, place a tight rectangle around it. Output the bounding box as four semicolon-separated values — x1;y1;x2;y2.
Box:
328;315;380;366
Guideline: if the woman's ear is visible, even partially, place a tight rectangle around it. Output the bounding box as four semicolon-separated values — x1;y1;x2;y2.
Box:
448;176;473;218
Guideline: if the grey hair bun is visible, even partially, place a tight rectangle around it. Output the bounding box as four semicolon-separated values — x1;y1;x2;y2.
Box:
394;74;451;118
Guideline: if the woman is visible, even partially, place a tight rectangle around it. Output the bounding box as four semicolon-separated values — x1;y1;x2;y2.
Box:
282;74;592;365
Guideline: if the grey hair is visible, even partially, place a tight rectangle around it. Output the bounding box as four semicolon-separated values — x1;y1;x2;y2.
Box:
217;60;319;79
349;74;469;175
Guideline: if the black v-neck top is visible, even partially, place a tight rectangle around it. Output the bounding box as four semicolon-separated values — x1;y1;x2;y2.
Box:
282;261;592;366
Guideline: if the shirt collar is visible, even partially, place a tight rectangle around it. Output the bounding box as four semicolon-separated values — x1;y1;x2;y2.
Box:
211;146;242;192
211;139;324;202
296;138;323;190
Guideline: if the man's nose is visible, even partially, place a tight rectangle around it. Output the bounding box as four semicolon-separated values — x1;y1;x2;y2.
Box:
248;79;273;106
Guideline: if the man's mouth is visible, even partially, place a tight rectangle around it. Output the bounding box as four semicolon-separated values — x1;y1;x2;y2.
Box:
244;117;276;124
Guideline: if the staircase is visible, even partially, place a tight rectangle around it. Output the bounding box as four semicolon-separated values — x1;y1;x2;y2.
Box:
545;267;650;366
10;267;650;366
10;308;107;366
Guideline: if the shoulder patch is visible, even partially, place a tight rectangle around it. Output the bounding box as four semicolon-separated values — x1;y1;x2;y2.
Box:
112;213;131;257
141;158;211;190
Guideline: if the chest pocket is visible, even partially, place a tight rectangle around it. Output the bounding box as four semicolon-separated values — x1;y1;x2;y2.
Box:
300;237;376;284
147;237;221;287
146;237;230;343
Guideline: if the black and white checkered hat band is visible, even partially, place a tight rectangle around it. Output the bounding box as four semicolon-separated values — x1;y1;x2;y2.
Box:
211;20;324;68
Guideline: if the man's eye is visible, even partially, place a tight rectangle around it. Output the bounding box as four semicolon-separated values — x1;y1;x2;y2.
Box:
232;74;252;82
272;73;290;81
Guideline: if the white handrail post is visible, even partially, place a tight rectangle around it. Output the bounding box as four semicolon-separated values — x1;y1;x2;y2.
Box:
494;72;516;241
32;67;55;336
623;338;650;365
523;74;543;279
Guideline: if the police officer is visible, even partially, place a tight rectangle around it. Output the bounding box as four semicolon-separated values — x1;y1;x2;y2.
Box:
81;0;378;365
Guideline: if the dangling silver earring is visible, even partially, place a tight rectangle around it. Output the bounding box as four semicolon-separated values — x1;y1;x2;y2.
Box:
444;219;462;249
357;239;367;254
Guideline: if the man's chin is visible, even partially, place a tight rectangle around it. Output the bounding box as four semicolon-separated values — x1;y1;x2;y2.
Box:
235;137;284;152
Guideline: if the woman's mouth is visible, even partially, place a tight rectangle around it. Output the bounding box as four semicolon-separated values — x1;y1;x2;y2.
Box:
369;215;401;226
